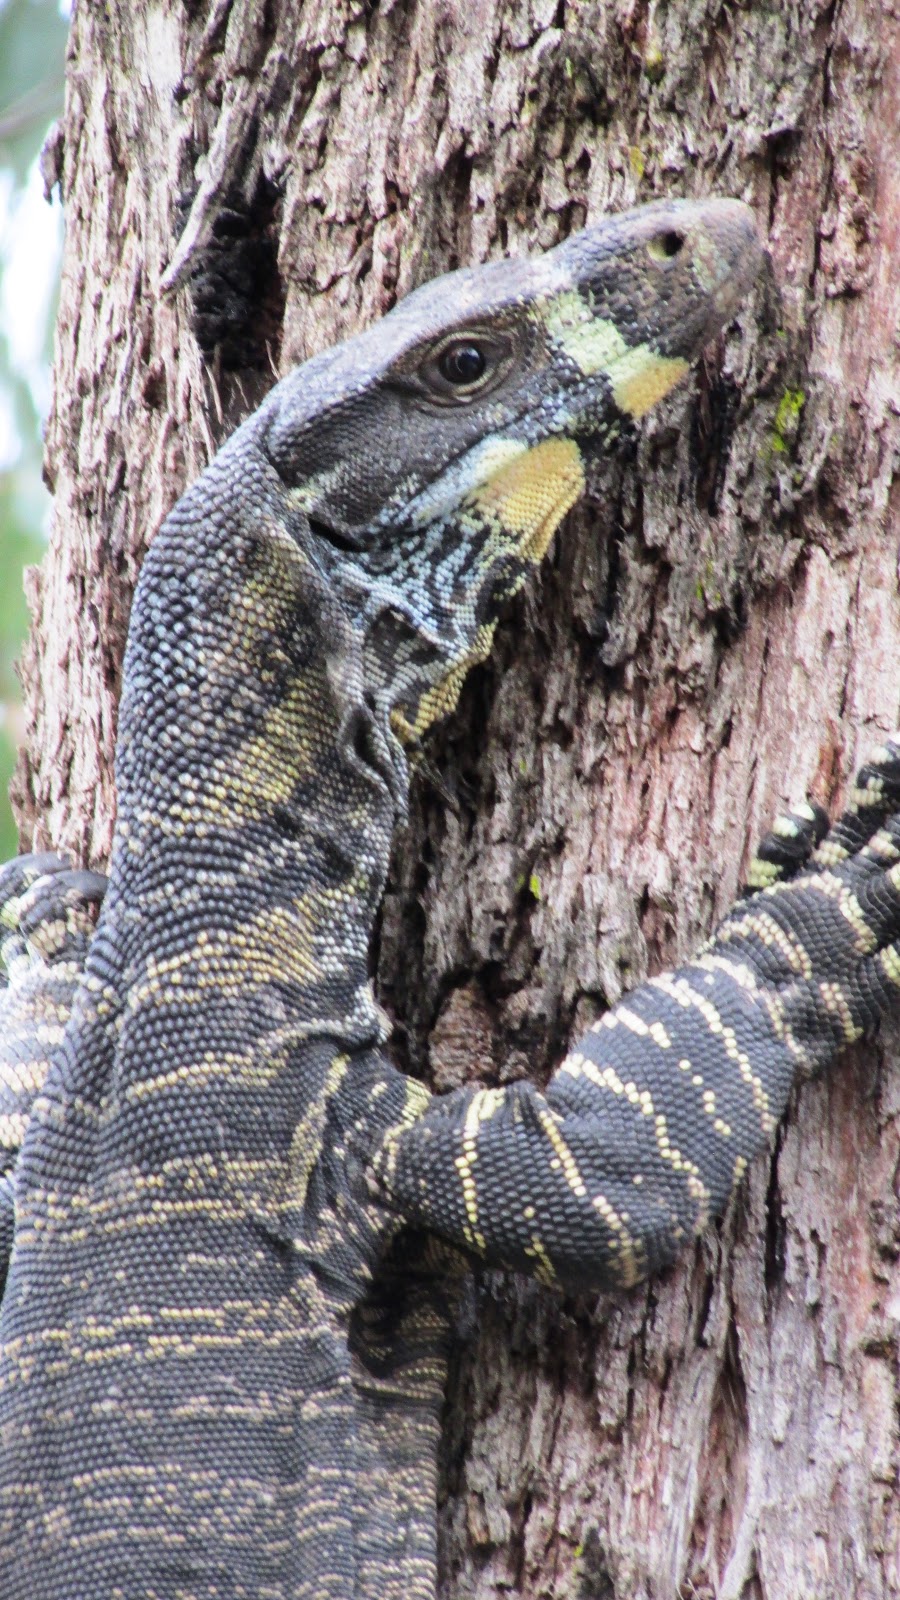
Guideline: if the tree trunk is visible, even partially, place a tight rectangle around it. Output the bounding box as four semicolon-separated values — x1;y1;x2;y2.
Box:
13;1;900;1595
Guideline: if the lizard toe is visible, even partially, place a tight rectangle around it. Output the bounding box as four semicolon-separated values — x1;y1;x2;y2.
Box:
743;799;828;895
814;734;900;869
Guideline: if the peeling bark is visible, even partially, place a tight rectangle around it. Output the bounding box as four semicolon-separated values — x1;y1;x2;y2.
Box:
14;2;900;1595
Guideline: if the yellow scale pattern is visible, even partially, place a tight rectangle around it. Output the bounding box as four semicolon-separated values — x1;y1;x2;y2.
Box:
4;198;900;1600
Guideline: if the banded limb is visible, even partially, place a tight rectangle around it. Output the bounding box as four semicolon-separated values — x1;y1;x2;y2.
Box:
0;855;105;1285
743;738;900;892
368;736;900;1294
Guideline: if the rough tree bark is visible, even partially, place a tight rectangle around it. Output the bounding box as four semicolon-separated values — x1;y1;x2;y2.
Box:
11;1;900;1596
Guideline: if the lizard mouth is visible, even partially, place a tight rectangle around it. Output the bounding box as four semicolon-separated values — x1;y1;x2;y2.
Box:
305;513;366;555
281;200;762;559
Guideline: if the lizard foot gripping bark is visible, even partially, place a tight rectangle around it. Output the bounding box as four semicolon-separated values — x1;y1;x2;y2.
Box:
1;198;899;1600
0;856;106;1297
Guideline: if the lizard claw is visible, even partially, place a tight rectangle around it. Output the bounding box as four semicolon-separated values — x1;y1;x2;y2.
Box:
743;799;828;895
813;733;900;869
719;734;900;1072
0;853;107;982
742;733;900;896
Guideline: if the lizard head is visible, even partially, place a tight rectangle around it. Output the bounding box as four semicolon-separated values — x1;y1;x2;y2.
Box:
262;198;762;747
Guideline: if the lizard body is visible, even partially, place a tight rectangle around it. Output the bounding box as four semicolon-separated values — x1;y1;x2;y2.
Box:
1;198;900;1598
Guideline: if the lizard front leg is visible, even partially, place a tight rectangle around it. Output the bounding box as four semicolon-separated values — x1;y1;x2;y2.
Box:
0;856;105;1286
370;735;900;1292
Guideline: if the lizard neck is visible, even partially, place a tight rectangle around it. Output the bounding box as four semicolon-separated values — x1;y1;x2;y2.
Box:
105;440;402;1065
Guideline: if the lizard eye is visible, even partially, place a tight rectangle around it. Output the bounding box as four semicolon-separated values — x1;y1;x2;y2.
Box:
411;331;511;404
438;341;487;386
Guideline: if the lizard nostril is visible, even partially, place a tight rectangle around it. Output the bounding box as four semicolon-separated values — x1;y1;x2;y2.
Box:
648;230;685;261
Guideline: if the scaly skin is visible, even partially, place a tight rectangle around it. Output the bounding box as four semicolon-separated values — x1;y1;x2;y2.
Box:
0;857;106;1295
1;198;899;1599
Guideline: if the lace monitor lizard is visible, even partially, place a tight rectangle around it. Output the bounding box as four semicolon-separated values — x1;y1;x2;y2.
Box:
2;197;900;1599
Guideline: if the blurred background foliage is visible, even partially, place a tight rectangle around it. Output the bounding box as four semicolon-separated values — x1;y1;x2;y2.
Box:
0;0;69;856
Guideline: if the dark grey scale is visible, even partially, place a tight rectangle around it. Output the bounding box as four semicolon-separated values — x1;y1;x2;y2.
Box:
17;879;107;968
866;810;900;862
348;1240;461;1595
852;859;900;952
812;735;900;864
590;979;785;1148
0;856;107;1207
0;851;77;909
511;985;781;1281
484;1086;694;1286
0;857;105;994
7;1192;365;1590
741;800;829;895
